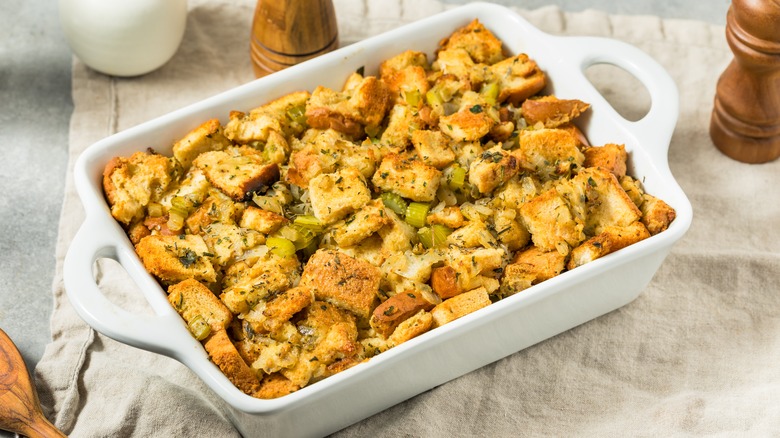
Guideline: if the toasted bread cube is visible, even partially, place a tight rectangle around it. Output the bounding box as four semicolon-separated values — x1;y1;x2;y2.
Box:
447;219;496;248
379;104;424;152
221;253;300;314
379;50;430;104
331;199;390;247
372;154;442;202
567;221;650;269
438;19;504;65
500;246;566;295
377;209;417;254
559;123;590;148
619;175;645;207
439;91;497;142
432;48;488;88
431;287;491;327
387;310;433;346
489;53;546;106
519;188;585;254
516;128;584;181
286;129;377;186
521;96;590;128
204;330;262;395
168;279;232;333
224;91;310;143
103;151;176;225
193;146;280;201
493;208;530;251
136;234;217;284
380;50;428;77
468;146;520;194
201;222;264;266
281;301;359;387
299;249;381;320
445;246;505;292
306;76;393;137
431;265;462;299
370;290;435;338
172;119;231;170
574;167;642;235
412;129;455;170
262;286;315;332
583;143;628;178
493;175;542;211
185;189;244;234
640;193;676;235
255;373;300;399
427;206;466;229
240;206;288;234
308;167;371;224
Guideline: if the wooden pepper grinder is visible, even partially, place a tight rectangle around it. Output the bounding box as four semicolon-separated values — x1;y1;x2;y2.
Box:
710;0;780;163
250;0;339;78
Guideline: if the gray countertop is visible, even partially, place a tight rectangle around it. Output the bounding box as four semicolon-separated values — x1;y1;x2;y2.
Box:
0;0;728;427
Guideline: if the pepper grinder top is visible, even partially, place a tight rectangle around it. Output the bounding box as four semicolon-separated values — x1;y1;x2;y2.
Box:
250;0;339;78
710;0;780;163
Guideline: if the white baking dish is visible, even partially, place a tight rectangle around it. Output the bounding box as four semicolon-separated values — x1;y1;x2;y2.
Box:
63;2;692;437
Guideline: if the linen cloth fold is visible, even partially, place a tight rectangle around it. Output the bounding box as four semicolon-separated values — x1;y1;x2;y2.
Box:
35;0;780;436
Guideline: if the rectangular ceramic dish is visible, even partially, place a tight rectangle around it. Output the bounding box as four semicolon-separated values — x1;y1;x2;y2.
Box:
63;3;692;437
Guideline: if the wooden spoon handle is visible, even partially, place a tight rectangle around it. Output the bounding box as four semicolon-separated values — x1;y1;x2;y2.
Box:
0;328;66;437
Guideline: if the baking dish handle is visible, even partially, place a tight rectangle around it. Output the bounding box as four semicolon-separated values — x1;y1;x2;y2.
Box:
551;35;679;164
63;216;194;356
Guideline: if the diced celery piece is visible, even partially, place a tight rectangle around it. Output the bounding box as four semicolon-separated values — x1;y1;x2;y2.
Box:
381;192;408;216
267;237;297;257
405;202;430;228
188;316;211;341
293;215;324;232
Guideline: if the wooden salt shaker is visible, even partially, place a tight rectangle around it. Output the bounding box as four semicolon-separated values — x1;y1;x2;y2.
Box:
710;0;780;163
250;0;339;78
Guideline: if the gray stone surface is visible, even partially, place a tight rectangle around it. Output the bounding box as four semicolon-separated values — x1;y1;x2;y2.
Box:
0;1;727;433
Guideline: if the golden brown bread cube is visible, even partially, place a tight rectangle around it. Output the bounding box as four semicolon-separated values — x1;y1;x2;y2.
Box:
567;221;651;269
305;76;393;138
224;91;310;144
573;167;642;235
262;286;315;332
438;19;504;65
203;330;262;395
331;199;390;247
220;253;300;314
412;129;455;170
519;188;585;254
370;290;435;338
255;373;300;399
640;193;676;235
239;206;288;234
500;246;566;295
387;310;433;346
308;167;372;225
430;265;462;300
468;146;520;194
489;54;546;106
103;151;176;225
299;249;381;320
185;189;245;235
521;96;590;129
583;143;628;178
427;206;466;229
516;128;584;180
172;119;231;170
439;91;497;142
168;278;233;334
379;104;425;152
193;146;280;201
430;287;491;327
372;153;442;202
379;51;430;103
286;129;378;186
135;234;217;284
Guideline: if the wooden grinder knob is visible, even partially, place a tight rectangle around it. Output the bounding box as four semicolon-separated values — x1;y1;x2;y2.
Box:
250;0;339;78
710;0;780;163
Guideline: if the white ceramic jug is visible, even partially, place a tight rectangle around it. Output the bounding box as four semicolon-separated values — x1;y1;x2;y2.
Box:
59;0;188;77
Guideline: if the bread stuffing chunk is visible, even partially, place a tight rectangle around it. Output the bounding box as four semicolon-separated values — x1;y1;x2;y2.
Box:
568;221;650;269
640;193;677;235
439;91;498;142
204;330;262;395
519;188;585;254
224;90;310;143
331;199;390;247
489;53;546;105
412;129;455;169
379;50;430;103
521;96;590;129
583;143;628;178
379;104;425;153
516;128;584;180
136;234;217;284
103;151;176;225
431;287;491;327
572;167;642;235
220;252;301;314
468;145;519;194
287;129;378;186
308;167;372;224
193;146;280;201
168;278;233;335
306;75;393;138
438;19;505;65
240;205;288;235
372;154;442;202
172;119;231;170
500;246;566;296
299;249;381;320
370;290;434;338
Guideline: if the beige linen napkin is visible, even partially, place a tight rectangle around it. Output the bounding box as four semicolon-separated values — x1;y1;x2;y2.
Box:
35;0;780;436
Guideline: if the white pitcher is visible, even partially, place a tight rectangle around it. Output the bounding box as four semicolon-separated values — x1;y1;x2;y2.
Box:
59;0;188;77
